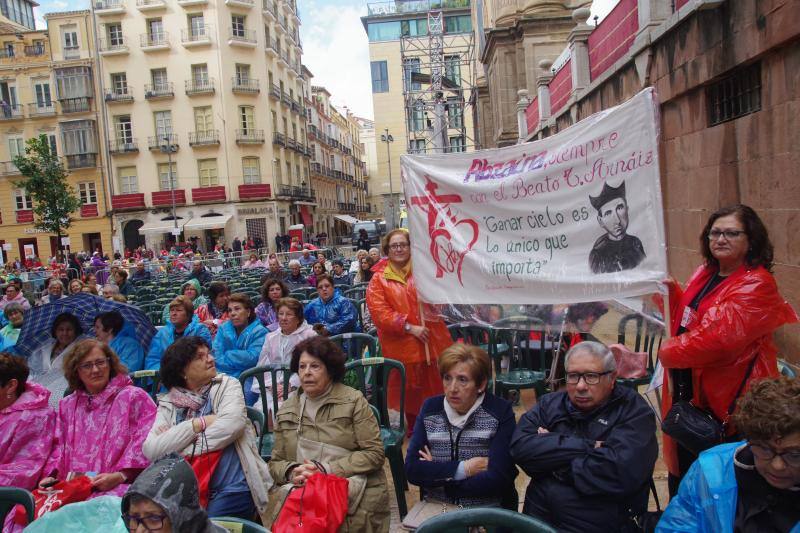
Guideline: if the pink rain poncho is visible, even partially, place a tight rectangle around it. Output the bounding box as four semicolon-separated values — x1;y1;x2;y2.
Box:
45;374;156;497
0;381;57;488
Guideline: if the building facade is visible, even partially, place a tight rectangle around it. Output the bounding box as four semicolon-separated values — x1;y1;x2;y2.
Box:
0;10;112;264
92;0;309;253
362;0;476;229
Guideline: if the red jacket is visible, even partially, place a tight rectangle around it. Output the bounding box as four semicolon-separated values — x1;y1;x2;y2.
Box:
658;264;797;474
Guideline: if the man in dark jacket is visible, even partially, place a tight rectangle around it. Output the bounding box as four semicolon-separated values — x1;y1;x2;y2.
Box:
510;341;658;533
188;260;213;286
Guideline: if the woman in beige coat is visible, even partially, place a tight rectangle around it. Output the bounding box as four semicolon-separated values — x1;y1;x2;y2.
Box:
269;336;390;532
142;336;272;523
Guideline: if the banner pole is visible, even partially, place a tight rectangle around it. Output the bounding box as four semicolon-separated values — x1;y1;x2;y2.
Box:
419;299;431;365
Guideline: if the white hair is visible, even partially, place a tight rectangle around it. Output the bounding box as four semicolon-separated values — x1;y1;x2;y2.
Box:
288;259;301;268
368;247;379;255
564;341;616;372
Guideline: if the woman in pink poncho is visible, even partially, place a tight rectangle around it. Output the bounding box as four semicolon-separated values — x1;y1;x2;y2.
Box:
40;339;156;497
0;353;57;532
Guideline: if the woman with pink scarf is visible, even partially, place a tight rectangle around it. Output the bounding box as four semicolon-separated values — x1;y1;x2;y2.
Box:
40;339;156;497
0;283;30;312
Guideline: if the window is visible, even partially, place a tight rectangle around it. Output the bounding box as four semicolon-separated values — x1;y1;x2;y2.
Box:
110;73;128;95
158;162;177;190
409;138;426;154
151;68;168;90
55;66;92;99
2;42;13;58
371;61;388;93
401;18;427;37
403;58;421;92
148;18;164;40
191;64;209;85
14;189;32;210
118;167;138;193
231;15;245;37
197;158;218;187
107;23;123;46
242;157;261;184
154;110;172;138
447;97;463;128
239;106;255;132
409;101;424;132
34;82;52;108
235;64;251;84
60;120;97;155
188;14;205;37
449;136;465;153
8;137;24;164
445;55;461;85
115;115;133;143
0;81;17;105
78;182;97;204
445;15;472;34
285;161;292;181
194;106;213;133
47;134;57;155
707;62;761;127
367;21;400;42
62;26;78;49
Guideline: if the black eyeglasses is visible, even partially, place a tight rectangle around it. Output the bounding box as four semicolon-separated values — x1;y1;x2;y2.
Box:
565;371;613;385
708;229;745;240
77;357;110;372
122;513;168;532
750;443;800;468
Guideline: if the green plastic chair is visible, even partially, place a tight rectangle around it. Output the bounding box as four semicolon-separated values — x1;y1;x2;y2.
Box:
131;369;161;401
330;332;377;360
343;286;367;300
779;359;797;378
491;316;551;400
0;487;35;527
615;313;664;390
212;516;269;532
346;298;367;331
246;406;264;442
448;322;499;393
344;357;408;518
416;507;556;533
238;364;293;460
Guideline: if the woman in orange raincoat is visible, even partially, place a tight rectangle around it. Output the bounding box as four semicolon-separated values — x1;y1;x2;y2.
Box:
366;229;452;433
658;205;797;496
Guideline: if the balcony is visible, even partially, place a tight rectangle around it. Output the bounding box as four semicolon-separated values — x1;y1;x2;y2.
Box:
278;50;289;68
60;97;91;114
268;83;281;100
136;0;166;10
144;82;174;99
236;129;265;144
277;185;315;202
0;161;20;175
263;0;276;18
152;189;186;207
27;102;56;117
189;130;220;146
0;104;23;120
148;134;179;150
109;138;139;154
181;26;212;47
228;28;257;47
192;185;226;203
265;38;278;57
111;193;146;211
310;162;322;175
225;0;254;7
63;46;81;60
185;78;215;96
239;183;271;200
366;0;470;17
65;153;98;169
105;89;134;103
272;131;286;147
177;0;206;5
94;0;125;15
338;202;356;213
98;37;129;55
16;210;34;224
81;204;99;218
140;32;170;50
24;44;47;57
231;77;260;94
281;92;292;107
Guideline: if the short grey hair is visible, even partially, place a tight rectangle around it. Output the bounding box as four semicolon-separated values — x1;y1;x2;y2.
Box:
48;279;64;290
368;247;379;255
288;259;301;268
102;284;120;296
564;341;616;372
3;302;23;318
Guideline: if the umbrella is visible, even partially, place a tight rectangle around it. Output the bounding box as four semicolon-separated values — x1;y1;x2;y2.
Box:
13;293;157;359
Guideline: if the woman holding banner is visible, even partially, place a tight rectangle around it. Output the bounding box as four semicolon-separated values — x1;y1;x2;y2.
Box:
658;204;797;495
366;229;452;434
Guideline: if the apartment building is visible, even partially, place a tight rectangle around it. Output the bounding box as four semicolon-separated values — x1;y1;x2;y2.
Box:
362;0;475;228
0;0;36;29
306;85;370;242
92;0;308;252
0;10;112;264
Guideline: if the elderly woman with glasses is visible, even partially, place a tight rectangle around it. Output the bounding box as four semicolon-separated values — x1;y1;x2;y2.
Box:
658;376;800;532
658;205;798;494
39;339;156;497
29;312;88;406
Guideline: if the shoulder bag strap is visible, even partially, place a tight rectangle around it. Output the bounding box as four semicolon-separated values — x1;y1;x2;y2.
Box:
724;354;758;421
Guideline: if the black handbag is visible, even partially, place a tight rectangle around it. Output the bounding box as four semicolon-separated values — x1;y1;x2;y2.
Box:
661;356;757;455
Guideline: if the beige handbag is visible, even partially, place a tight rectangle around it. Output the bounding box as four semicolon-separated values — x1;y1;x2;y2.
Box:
401;499;463;530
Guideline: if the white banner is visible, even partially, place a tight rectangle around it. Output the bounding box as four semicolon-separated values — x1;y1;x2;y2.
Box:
401;88;666;305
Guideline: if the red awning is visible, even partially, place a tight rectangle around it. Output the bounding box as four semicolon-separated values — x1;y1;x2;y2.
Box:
300;205;313;227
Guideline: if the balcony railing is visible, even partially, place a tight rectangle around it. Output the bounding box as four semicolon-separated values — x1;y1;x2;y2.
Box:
63;46;81;59
185;78;215;95
24;44;47;56
65;153;98;169
94;0;125;11
98;37;129;54
0;161;20;175
181;26;212;44
265;37;278;56
263;0;276;17
59;97;91;113
338;202;356;212
144;82;174;99
109;138;139;153
0;104;23;120
228;28;257;45
105;89;134;103
148;133;179;150
189;130;220;145
225;0;255;7
268;83;281;100
231;77;260;94
281;92;292;106
366;0;469;16
278;185;315;201
140;32;169;48
272;131;286;146
136;0;166;8
27;102;56;117
235;129;265;144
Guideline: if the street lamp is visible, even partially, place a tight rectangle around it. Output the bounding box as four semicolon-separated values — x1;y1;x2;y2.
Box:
160;135;179;240
380;129;395;229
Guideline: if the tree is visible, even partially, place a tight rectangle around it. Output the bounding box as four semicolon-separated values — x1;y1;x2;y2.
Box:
13;134;82;256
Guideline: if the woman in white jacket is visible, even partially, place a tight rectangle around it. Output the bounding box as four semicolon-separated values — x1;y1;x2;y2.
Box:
143;336;272;523
252;297;316;414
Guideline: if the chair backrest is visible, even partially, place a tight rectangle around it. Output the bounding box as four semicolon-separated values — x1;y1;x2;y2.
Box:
492;316;551;373
239;364;292;447
447;323;494;353
617;313;663;372
345;357;406;436
245;406;264;439
416;507;556;533
0;487;35;526
131;369;161;402
347;298;366;331
343;286;366;300
212;516;270;532
329;332;378;360
778;359;797;378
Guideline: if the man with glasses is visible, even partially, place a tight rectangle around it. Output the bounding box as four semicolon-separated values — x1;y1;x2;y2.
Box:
510;341;658;532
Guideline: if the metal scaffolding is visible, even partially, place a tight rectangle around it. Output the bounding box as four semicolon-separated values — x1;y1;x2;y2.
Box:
400;12;477;155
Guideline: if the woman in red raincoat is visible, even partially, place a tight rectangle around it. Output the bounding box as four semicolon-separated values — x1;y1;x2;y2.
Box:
366;229;452;433
659;205;797;495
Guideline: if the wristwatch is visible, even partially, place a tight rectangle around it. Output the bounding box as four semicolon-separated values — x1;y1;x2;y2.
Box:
404;322;412;333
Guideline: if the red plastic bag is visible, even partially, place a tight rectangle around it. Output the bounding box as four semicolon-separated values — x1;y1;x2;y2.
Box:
609;343;648;379
14;475;93;526
272;473;348;533
186;450;224;508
